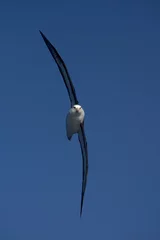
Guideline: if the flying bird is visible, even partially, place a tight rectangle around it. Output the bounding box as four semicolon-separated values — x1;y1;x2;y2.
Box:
39;30;88;217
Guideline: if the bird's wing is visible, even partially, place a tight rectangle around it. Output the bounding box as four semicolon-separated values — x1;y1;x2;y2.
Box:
39;30;79;107
78;123;88;217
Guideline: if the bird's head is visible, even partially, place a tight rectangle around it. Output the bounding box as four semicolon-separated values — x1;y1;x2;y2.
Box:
72;104;82;113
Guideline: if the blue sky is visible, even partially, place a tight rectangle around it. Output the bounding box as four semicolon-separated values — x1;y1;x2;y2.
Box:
0;0;160;239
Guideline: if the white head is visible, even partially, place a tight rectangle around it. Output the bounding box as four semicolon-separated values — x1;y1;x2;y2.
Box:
70;104;85;120
72;104;82;113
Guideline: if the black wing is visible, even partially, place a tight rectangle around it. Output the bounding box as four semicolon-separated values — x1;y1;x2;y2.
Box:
39;30;79;107
78;123;88;217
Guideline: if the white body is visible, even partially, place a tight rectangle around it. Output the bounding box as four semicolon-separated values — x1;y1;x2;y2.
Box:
66;105;85;140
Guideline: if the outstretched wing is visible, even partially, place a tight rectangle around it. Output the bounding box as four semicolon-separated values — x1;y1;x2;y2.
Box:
39;30;79;107
78;123;88;217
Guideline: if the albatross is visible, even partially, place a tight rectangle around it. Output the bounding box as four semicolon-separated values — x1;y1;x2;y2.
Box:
39;31;88;217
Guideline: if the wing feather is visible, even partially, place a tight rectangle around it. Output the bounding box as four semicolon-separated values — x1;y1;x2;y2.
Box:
78;123;88;217
39;30;79;107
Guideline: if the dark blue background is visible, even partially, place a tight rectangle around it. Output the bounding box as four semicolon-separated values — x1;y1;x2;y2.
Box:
0;0;159;239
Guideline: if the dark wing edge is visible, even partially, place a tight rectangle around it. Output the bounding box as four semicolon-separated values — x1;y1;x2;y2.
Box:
78;123;88;217
39;30;79;106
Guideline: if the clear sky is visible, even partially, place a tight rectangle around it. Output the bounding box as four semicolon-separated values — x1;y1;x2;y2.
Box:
0;0;160;239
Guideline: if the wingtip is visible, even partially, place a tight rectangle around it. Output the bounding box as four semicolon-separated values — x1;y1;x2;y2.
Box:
39;30;44;37
80;210;82;218
39;30;50;46
80;199;83;218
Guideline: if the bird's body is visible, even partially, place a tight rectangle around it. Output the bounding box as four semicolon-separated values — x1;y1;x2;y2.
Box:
66;105;85;140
